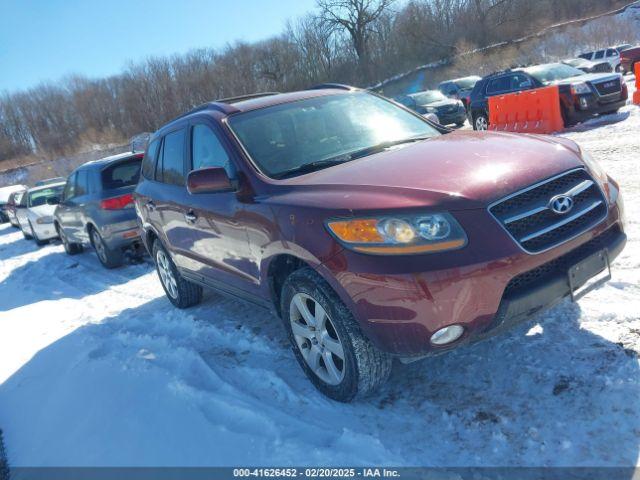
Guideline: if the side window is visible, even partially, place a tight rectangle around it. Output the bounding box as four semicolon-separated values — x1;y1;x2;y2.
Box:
486;76;509;94
142;139;160;179
191;124;234;177
511;74;533;90
63;173;76;200
76;170;88;196
606;48;618;57
594;50;605;59
159;129;186;186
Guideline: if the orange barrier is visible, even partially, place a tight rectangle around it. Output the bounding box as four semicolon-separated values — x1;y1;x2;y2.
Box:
634;62;640;106
488;85;564;134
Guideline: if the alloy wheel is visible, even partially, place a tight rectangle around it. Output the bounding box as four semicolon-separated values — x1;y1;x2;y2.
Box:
92;230;108;264
475;115;488;131
289;293;345;386
156;249;178;299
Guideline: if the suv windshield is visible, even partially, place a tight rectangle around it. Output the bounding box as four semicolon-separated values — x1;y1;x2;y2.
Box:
28;185;63;207
410;91;447;104
523;64;584;83
228;92;439;178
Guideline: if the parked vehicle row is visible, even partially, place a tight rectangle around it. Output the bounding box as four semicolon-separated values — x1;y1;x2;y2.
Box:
397;43;638;131
468;62;628;130
1;82;628;403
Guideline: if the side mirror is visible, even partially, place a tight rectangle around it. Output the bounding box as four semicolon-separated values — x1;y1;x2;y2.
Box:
47;196;61;206
187;167;235;194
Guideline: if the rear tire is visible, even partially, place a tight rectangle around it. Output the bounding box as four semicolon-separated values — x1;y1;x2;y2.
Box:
281;267;392;402
90;227;122;269
152;240;202;309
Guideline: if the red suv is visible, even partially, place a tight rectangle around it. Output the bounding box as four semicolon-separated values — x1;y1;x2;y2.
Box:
134;85;626;402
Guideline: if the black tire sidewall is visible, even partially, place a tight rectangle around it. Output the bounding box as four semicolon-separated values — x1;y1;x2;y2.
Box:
91;228;121;268
281;269;360;402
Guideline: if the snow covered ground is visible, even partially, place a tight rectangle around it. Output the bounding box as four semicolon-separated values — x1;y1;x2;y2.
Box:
1;78;639;468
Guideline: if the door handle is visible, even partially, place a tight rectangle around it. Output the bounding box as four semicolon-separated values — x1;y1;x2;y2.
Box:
146;200;156;211
185;211;197;224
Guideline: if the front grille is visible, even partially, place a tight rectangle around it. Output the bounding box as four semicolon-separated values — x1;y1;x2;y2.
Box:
489;169;607;253
593;78;621;96
504;225;620;297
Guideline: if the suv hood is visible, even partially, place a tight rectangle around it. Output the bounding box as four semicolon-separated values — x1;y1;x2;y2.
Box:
275;131;584;212
549;72;621;86
422;99;459;108
29;204;57;217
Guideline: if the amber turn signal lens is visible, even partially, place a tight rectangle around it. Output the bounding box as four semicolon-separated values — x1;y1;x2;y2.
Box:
327;219;383;243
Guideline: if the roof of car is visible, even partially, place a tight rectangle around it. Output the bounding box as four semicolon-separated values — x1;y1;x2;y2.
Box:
79;151;144;169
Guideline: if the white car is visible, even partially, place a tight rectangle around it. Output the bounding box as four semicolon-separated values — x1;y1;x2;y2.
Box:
0;184;27;223
579;47;622;72
16;182;65;245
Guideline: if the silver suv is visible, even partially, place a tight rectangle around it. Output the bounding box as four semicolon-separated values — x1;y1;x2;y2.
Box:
54;152;144;268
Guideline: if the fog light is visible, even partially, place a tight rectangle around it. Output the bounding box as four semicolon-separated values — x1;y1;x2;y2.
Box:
430;325;464;345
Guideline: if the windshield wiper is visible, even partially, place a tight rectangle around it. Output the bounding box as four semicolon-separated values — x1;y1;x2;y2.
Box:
274;158;352;179
273;135;431;179
347;135;432;161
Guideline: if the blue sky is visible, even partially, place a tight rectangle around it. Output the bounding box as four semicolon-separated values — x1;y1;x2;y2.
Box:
0;0;317;93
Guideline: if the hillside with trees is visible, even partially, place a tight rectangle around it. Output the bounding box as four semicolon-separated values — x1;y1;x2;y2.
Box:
0;0;634;166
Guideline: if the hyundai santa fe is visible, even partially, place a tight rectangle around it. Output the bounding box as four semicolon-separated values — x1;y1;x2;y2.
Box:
135;85;626;402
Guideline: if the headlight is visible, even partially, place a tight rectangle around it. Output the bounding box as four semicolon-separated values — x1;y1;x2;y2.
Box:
581;149;618;204
570;82;591;95
326;213;467;255
36;216;54;224
425;106;437;113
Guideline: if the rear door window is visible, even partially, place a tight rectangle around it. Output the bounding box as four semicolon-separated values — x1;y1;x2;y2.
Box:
76;170;89;196
142;139;160;179
486;76;510;94
594;50;605;59
158;129;186;186
102;158;142;190
63;173;77;200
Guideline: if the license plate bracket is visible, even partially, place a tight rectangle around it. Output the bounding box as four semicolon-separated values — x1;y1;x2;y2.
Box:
568;249;611;302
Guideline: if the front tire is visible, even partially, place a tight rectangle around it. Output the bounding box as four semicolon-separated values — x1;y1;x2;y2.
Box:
29;221;48;247
152;240;202;309
281;268;392;402
473;113;488;131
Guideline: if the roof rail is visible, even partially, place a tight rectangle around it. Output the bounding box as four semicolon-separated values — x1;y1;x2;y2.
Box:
216;92;280;103
307;83;356;91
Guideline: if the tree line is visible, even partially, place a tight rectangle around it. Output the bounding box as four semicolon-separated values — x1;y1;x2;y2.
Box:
0;0;627;162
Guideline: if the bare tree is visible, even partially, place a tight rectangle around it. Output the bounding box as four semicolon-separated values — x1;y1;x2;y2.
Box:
317;0;396;80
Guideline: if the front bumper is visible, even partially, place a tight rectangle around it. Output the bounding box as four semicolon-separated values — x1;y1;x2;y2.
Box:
436;110;468;126
320;203;625;357
569;89;628;122
99;219;141;250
